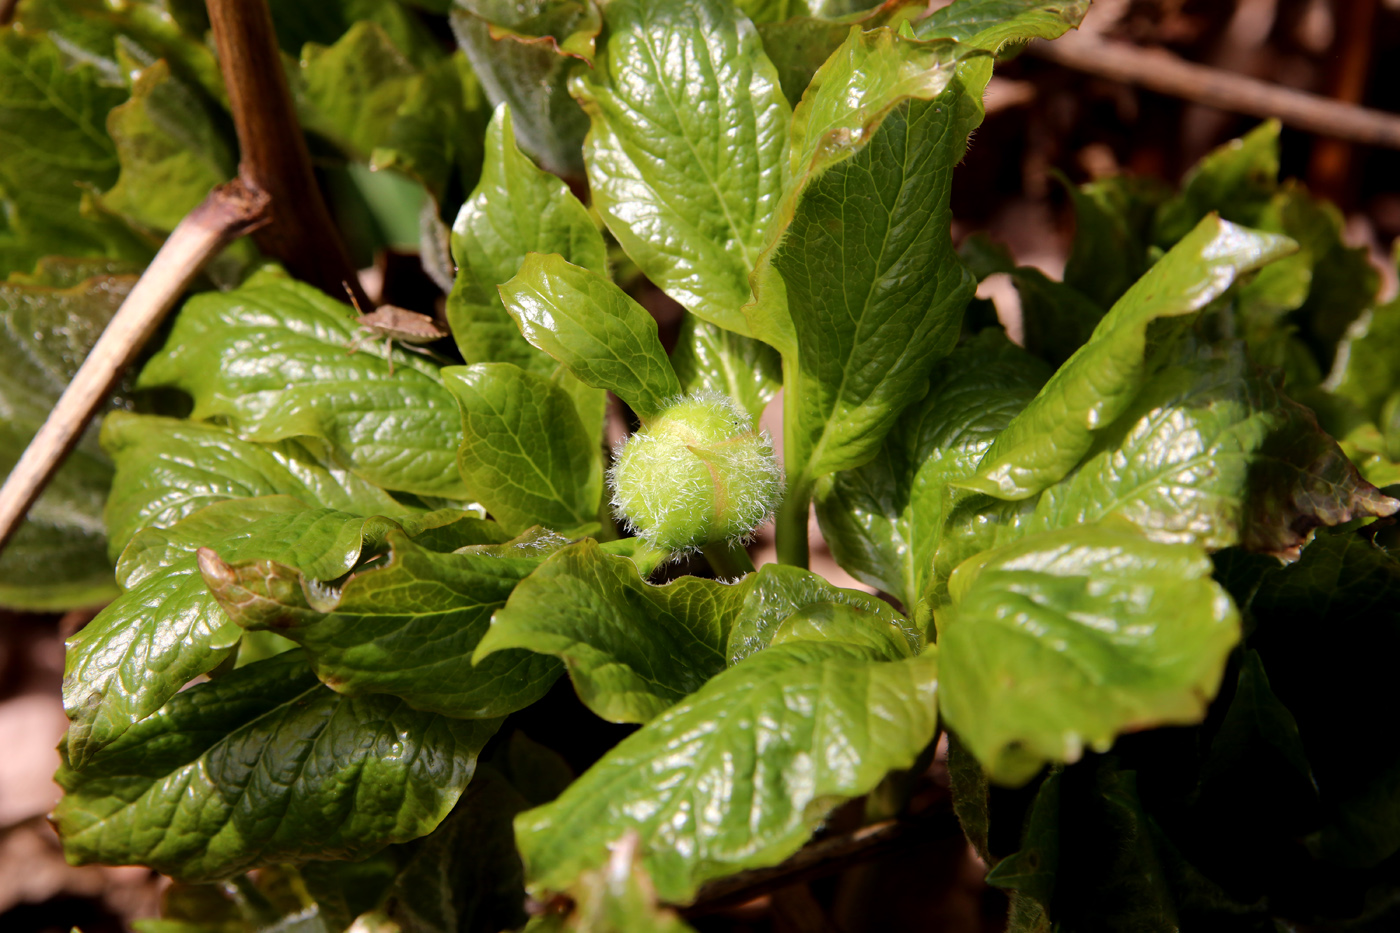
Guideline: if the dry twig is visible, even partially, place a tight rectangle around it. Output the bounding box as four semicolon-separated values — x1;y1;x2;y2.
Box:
0;181;271;554
1028;30;1400;150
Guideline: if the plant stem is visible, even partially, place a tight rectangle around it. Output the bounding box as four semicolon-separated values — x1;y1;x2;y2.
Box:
206;0;368;308
0;181;270;555
704;539;755;579
775;477;811;568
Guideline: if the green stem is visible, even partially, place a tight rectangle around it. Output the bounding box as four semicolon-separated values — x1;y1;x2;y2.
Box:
775;476;811;568
704;538;755;578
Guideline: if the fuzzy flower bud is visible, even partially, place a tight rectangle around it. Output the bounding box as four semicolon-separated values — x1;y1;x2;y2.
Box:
609;393;783;551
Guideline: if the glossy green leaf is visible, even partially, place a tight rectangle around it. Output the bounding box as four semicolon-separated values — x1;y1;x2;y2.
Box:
137;276;470;499
958;215;1296;501
203;531;561;719
724;560;914;662
55;649;499;882
1153;121;1280;247
1326;295;1400;425
913;0;1092;47
63;498;455;767
100;59;234;234
754;2;925;106
448;105;607;374
0;272;136;610
571;0;789;336
514;640;939;903
477;539;751;722
450;0;594;177
669;313;780;424
816;330;1050;608
101;413;409;559
939;526;1240;785
556;834;698;933
443;362;603;535
1022;339;1398;557
0;29;145;277
499;254;681;419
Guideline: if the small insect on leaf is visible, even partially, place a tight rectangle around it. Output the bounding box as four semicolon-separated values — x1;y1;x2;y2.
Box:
343;282;452;375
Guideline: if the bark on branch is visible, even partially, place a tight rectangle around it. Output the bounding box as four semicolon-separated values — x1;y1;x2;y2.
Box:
0;181;271;554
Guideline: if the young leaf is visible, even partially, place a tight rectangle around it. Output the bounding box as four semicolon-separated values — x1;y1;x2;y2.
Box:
914;0;1093;47
55;649;499;882
1062;173;1172;310
100;59;234;234
1153;121;1280;247
137;276;470;499
498;254;682;420
816;330;1050;608
1011;268;1106;368
0;272;135;609
450;0;595;177
296;21;421;162
448;104;607;374
669;313;780;425
724;560;915;663
1327;294;1400;424
477;539;751;723
570;0;789;336
514;640;939;903
63;498;460;767
443;362;603;535
202;532;561;719
938;526;1240;786
102;413;410;559
957;215;1296;501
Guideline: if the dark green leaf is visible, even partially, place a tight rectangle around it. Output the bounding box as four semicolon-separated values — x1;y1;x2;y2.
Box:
514;640;939;903
938;526;1240;785
202;531;561;719
499;254;681;419
137;275;470;499
56;649;498;882
1062;173;1171;310
267;0;443;66
443;362;603;535
450;0;594;177
815;330;1050;609
477;539;750;722
448;104;607;374
101;412;409;559
985;768;1061;912
571;0;789;336
754;2;926;106
1012;268;1105;368
1325;294;1400;424
913;0;1092;47
1153;121;1280;247
957;215;1295;501
0;272;136;609
669;313;780;424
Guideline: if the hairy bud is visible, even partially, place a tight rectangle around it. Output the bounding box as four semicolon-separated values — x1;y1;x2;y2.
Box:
609;393;783;551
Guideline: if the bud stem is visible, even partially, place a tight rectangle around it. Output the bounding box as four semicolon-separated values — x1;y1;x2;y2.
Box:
703;539;756;579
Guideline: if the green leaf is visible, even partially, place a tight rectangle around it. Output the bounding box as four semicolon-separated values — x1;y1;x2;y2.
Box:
764;28;987;487
1153;120;1280;247
985;767;1061;913
477;539;751;722
754;2;926;106
514;640;939;903
0;272;137;610
63;498;448;767
570;0;789;336
450;0;594;177
957;215;1296;501
669;313;780;425
448;105;608;374
913;0;1092;47
556;833;698;933
55;649;499;882
816;330;1050;608
101;413;409;559
499;254;681;419
443;362;603;535
136;276;470;499
1012;268;1105;368
296;21;421;162
1062;173;1172;311
1248;529;1400;868
0;30;142;277
724;560;914;662
938;526;1240;785
202;531;561;719
100;59;234;234
1021;339;1397;558
266;0;443;67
